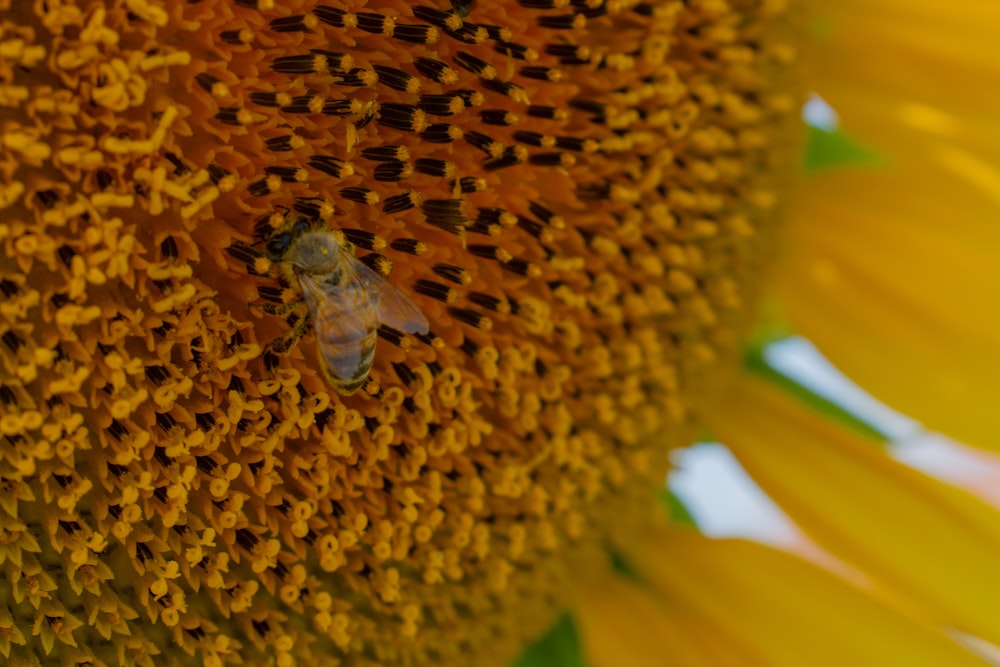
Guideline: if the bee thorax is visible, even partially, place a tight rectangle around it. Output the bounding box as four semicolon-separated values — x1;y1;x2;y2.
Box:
285;230;344;274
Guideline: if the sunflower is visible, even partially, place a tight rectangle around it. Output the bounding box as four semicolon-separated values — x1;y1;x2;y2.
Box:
0;1;996;666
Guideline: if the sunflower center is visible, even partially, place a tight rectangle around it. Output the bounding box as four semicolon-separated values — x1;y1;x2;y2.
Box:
0;1;803;665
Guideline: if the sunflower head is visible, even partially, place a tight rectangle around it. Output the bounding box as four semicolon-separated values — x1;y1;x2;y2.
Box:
0;1;802;665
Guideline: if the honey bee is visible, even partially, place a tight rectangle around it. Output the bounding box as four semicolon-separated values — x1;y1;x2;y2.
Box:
265;217;429;395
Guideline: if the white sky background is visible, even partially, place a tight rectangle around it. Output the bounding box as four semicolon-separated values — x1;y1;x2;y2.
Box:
667;336;1000;543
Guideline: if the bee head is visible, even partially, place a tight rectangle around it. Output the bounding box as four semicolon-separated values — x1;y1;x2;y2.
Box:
266;216;313;259
285;230;344;274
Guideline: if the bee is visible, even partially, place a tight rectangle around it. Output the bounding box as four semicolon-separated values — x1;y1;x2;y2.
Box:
264;217;429;395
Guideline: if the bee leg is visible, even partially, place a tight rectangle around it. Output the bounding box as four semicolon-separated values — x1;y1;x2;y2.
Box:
253;299;304;317
361;376;381;396
268;313;311;355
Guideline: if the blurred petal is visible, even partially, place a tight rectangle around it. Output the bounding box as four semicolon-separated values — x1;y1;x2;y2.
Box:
714;374;1000;645
815;2;1000;159
629;528;992;667
778;162;1000;448
577;573;758;667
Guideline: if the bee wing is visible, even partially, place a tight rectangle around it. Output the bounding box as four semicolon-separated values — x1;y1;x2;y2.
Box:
297;269;379;333
297;270;379;380
345;255;430;335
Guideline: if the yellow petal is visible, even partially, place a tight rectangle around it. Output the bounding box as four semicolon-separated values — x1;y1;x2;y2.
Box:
778;162;1000;448
814;2;1000;159
713;374;1000;646
629;527;991;667
576;573;759;667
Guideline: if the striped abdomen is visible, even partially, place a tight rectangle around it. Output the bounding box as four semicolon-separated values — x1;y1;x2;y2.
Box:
301;273;381;395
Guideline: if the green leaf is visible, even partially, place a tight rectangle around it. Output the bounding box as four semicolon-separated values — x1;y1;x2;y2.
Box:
743;344;891;443
514;614;589;667
659;488;697;527
804;126;882;172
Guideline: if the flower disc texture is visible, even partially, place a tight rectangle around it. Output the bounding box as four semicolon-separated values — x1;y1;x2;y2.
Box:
0;1;802;665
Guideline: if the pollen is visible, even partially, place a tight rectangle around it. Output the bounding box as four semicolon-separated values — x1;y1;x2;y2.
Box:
0;1;802;666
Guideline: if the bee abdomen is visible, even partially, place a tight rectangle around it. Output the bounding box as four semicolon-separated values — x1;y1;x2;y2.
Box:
319;328;378;395
326;368;371;395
